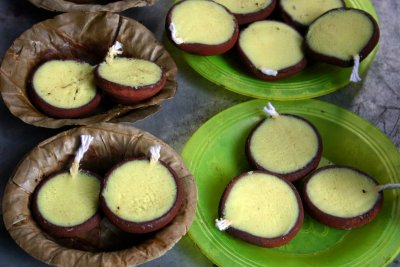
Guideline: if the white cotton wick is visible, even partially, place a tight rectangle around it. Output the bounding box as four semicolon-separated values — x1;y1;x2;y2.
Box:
260;68;278;76
376;183;400;192
169;23;184;45
215;218;232;231
263;102;280;118
105;41;123;64
70;135;94;177
149;145;161;165
350;54;362;83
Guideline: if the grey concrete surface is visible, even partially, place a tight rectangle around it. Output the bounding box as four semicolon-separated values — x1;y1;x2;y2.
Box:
0;0;398;266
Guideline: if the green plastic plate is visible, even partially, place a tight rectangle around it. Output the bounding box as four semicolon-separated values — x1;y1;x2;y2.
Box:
179;0;379;100
182;99;400;267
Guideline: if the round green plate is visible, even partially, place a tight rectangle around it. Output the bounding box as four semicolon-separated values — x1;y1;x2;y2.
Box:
182;99;400;267
180;0;379;100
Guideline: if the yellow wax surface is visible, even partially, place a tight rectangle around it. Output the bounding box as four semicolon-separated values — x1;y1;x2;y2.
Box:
250;115;318;173
36;171;100;226
306;9;374;60
239;21;304;71
281;0;343;25
33;60;96;108
307;168;379;217
223;172;299;237
98;58;162;88
213;0;272;14
171;0;236;45
103;160;177;222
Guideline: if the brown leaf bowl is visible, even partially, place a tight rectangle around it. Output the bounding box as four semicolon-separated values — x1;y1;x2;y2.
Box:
28;0;158;13
2;123;197;267
0;11;177;128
